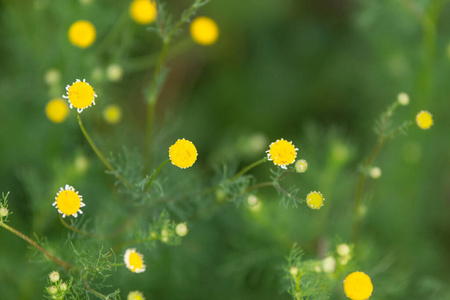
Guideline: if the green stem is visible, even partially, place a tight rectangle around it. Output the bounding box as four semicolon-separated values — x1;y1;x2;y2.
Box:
59;215;93;237
0;221;72;270
82;275;107;300
230;157;268;181
77;112;115;172
146;159;170;190
77;113;133;188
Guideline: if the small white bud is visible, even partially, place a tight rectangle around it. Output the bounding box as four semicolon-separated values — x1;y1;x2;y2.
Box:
175;223;188;237
48;286;58;295
294;159;308;173
247;194;258;207
370;167;382;179
397;92;410;106
289;266;298;277
0;207;8;217
336;244;350;257
59;282;68;292
49;271;60;283
106;64;123;82
322;256;336;273
44;69;61;86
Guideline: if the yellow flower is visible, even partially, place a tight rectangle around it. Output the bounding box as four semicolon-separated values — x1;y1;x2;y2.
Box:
266;139;298;169
306;191;324;210
416;110;433;130
52;185;85;218
63;79;97;113
343;271;373;300
103;104;122;124
68;20;96;48
46;98;69;123
124;248;146;273
127;290;145;300
190;17;219;46
169;138;198;169
130;0;157;25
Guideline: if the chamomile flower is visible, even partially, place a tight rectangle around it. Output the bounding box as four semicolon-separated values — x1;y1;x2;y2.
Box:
130;0;157;25
48;271;60;283
52;185;85;218
62;79;97;113
68;20;96;48
190;17;219;46
343;271;373;300
266;139;298;169
416;110;433;130
124;248;146;273
46;98;69;123
169;138;198;169
128;290;145;300
306;191;324;210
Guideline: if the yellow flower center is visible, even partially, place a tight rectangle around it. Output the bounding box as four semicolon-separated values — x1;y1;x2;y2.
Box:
169;139;198;169
130;0;157;25
306;191;324;210
344;271;373;300
129;252;144;272
268;139;297;168
190;17;219;46
67;81;96;109
56;190;82;216
68;20;96;48
127;291;145;300
416;111;433;130
46;99;69;123
103;104;122;124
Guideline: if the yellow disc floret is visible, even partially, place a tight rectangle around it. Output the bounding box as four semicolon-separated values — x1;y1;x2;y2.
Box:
124;248;146;273
344;271;373;300
306;191;324;210
190;16;219;46
68;20;96;48
130;0;157;25
45;98;69;123
415;110;433;130
52;184;85;218
169;138;198;169
266;139;298;169
63;79;97;113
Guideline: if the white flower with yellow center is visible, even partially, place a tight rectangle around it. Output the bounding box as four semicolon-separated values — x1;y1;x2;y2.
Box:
124;248;146;273
52;184;85;218
62;79;97;113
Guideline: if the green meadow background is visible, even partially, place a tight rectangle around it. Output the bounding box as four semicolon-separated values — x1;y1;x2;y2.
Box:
1;0;449;299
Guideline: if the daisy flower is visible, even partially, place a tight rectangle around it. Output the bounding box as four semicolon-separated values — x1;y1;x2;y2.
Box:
124;248;146;273
266;139;298;169
52;184;85;218
62;79;97;113
169;139;198;169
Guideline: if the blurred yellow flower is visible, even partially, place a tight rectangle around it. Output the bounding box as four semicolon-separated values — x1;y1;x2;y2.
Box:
103;104;122;124
130;0;157;25
266;139;298;169
175;223;188;237
127;291;145;300
306;191;324;210
169;139;198;169
343;271;373;300
52;184;85;218
190;17;219;46
46;98;69;123
68;20;96;48
124;248;146;273
415;110;433;130
63;79;97;113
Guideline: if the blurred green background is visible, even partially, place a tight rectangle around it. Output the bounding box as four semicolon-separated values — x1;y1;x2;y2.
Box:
1;0;449;299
